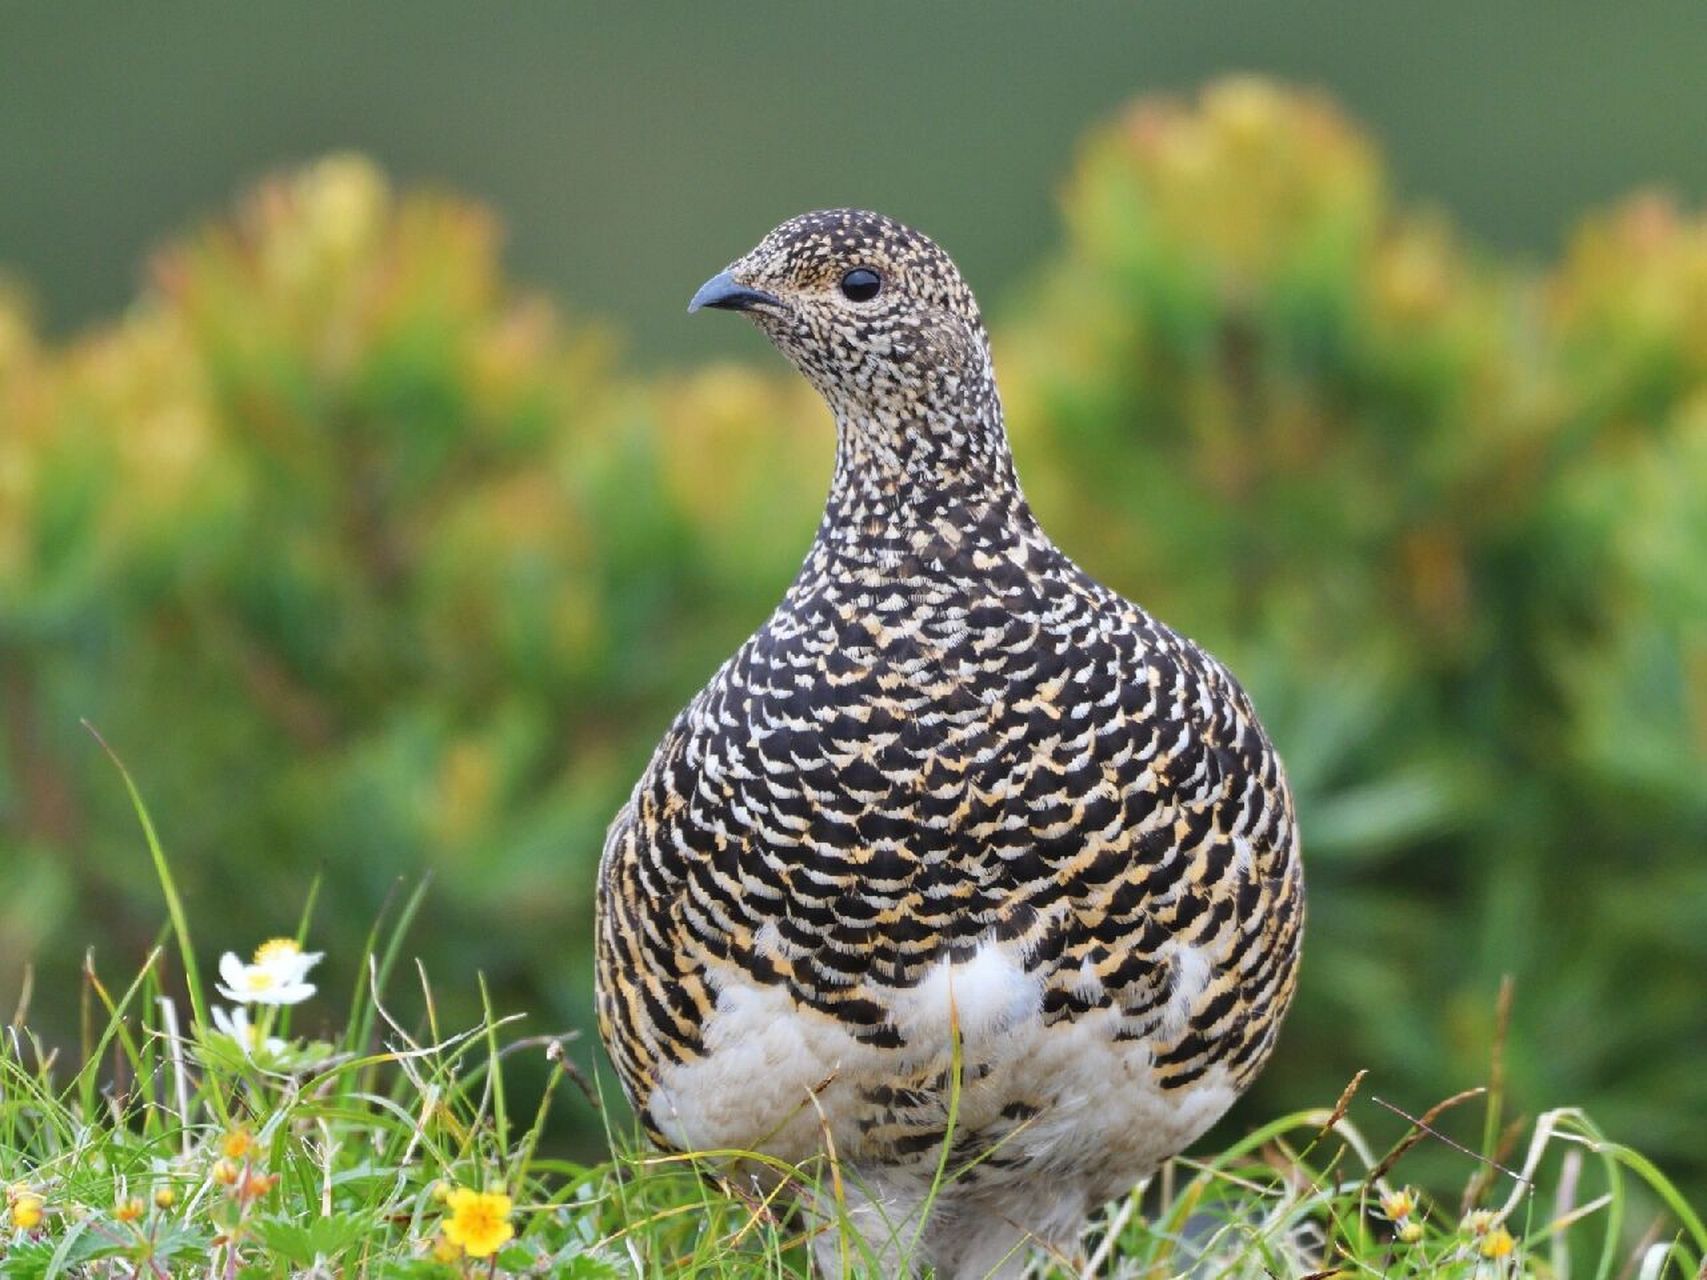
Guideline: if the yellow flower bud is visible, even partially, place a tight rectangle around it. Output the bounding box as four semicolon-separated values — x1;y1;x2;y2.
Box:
1397;1220;1423;1244
1480;1225;1515;1259
432;1233;463;1263
115;1197;145;1223
10;1192;44;1229
1380;1187;1416;1221
153;1185;177;1210
221;1128;254;1160
211;1158;239;1186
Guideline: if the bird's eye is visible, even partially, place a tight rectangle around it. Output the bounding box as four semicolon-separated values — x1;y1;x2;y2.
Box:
839;268;882;302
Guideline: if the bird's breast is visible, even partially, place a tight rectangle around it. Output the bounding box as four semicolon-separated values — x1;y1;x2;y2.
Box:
604;553;1301;1172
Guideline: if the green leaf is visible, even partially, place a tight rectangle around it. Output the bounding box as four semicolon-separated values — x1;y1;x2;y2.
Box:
250;1211;378;1267
374;1262;458;1280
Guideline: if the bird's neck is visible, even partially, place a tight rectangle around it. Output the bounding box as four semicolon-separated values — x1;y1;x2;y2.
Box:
813;378;1042;566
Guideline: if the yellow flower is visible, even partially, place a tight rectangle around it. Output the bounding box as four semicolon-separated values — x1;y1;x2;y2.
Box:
1480;1225;1516;1259
442;1187;514;1259
221;1128;254;1160
10;1192;44;1229
1380;1187;1416;1221
115;1197;145;1223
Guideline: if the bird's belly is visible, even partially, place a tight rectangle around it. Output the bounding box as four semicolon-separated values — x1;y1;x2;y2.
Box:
645;936;1239;1189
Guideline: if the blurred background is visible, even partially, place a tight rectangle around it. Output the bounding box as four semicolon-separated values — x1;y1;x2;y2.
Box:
3;1;1704;1202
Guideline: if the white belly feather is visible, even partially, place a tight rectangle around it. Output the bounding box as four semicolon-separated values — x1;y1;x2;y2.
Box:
648;935;1237;1191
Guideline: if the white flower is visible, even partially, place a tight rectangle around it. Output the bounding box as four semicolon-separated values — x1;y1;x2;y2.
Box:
210;1005;289;1059
215;938;322;1006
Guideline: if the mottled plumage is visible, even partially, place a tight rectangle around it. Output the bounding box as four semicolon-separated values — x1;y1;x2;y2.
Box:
595;210;1303;1277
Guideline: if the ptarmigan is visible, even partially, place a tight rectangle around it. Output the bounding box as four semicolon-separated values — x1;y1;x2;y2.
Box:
595;210;1303;1278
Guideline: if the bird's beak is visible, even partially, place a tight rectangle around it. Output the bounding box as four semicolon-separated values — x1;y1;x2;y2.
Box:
687;269;781;314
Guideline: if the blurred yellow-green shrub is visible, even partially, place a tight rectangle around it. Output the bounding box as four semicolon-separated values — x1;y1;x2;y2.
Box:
0;84;1702;1193
0;158;826;1040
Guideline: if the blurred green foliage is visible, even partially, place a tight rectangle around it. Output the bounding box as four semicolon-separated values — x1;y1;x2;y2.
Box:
1;81;1703;1191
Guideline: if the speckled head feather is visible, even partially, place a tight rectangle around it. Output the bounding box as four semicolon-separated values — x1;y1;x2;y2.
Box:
598;209;1303;1279
709;210;1005;492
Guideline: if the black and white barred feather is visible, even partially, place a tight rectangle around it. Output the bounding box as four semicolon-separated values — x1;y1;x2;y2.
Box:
594;210;1303;1278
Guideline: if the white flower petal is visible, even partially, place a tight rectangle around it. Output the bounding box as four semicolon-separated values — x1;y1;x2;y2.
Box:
218;952;247;990
260;951;323;985
246;980;316;1007
210;1005;266;1058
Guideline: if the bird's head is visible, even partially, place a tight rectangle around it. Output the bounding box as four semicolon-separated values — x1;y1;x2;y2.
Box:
688;210;996;430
